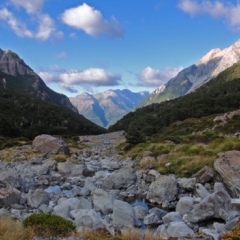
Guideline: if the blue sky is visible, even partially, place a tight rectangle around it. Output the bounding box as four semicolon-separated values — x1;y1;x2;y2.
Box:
0;0;240;97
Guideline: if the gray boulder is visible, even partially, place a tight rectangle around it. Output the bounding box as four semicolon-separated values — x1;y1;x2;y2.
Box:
92;189;115;215
162;211;183;224
32;134;70;155
214;150;240;197
186;189;232;223
27;189;50;208
0;188;21;208
146;175;178;207
57;160;83;176
112;200;135;227
176;196;194;215
192;166;214;184
70;209;105;230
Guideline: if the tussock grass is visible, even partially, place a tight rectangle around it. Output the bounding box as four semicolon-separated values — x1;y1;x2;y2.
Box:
0;217;35;240
126;135;240;177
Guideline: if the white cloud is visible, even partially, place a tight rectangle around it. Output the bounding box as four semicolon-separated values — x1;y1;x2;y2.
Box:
38;72;59;83
0;0;56;40
59;68;121;86
10;0;43;14
39;67;122;93
178;0;240;31
61;3;124;38
138;66;183;87
0;8;33;38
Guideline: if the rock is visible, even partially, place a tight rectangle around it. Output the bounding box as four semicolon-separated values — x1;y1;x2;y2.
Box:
178;177;196;191
101;168;136;190
0;188;20;208
32;134;70;155
186;189;232;223
146;175;178;207
57;160;83;176
195;183;210;199
92;189;115;215
166;222;195;238
27;189;50;208
176;196;194;215
70;209;106;230
192;166;214;184
162;211;183;224
53;197;90;219
112;200;135;227
133;205;148;220
214;150;240;197
144;207;167;227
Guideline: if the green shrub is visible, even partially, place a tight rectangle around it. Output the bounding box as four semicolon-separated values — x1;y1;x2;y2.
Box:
23;213;76;238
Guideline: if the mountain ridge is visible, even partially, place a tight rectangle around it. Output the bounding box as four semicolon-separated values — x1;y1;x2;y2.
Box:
0;48;77;113
137;39;240;108
70;89;149;128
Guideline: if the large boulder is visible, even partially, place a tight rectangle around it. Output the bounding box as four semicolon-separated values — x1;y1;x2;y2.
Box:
112;200;135;227
0;188;21;208
186;188;232;223
214;150;240;197
146;175;178;207
32;134;70;155
57;160;83;176
27;188;50;208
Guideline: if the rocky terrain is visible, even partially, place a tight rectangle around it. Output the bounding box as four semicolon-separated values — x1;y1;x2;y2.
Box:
0;132;240;239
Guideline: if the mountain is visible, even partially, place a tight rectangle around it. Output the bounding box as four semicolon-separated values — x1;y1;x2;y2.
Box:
70;89;149;128
0;48;77;112
109;62;240;139
137;39;240;108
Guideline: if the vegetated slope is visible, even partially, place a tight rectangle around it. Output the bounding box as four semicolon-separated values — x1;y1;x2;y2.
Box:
109;62;240;139
137;39;240;108
70;89;149;128
0;88;106;139
0;49;77;112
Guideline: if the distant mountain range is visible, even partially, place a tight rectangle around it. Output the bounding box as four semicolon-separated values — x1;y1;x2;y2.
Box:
70;89;149;128
0;49;77;112
137;39;240;108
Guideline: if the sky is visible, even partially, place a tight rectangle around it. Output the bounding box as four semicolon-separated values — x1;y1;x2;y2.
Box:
0;0;240;97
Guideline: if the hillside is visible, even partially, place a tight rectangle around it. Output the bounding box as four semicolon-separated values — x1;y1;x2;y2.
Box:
137;39;240;108
70;89;149;127
109;62;240;140
0;87;106;139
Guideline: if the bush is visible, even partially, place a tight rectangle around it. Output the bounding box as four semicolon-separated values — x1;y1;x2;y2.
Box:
23;213;76;238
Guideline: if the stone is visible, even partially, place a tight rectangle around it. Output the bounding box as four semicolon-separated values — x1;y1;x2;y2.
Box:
192;166;214;184
166;222;195;238
146;175;178;207
70;209;105;230
162;212;183;224
0;188;20;208
178;177;196;191
92;189;114;215
112;200;135;227
176;196;194;215
214;150;240;197
32;134;70;155
27;189;50;209
186;189;232;223
195;183;210;199
57;160;83;176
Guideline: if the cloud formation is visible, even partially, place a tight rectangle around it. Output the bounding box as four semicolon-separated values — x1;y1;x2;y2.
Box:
0;0;58;40
39;67;122;93
61;3;124;38
178;0;240;31
138;66;183;87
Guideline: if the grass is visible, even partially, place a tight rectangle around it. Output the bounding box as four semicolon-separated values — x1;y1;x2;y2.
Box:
0;217;35;240
125;134;240;177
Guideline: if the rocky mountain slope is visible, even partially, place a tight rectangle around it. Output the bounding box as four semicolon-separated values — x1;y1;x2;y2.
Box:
70;89;149;128
137;39;240;108
0;48;77;112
